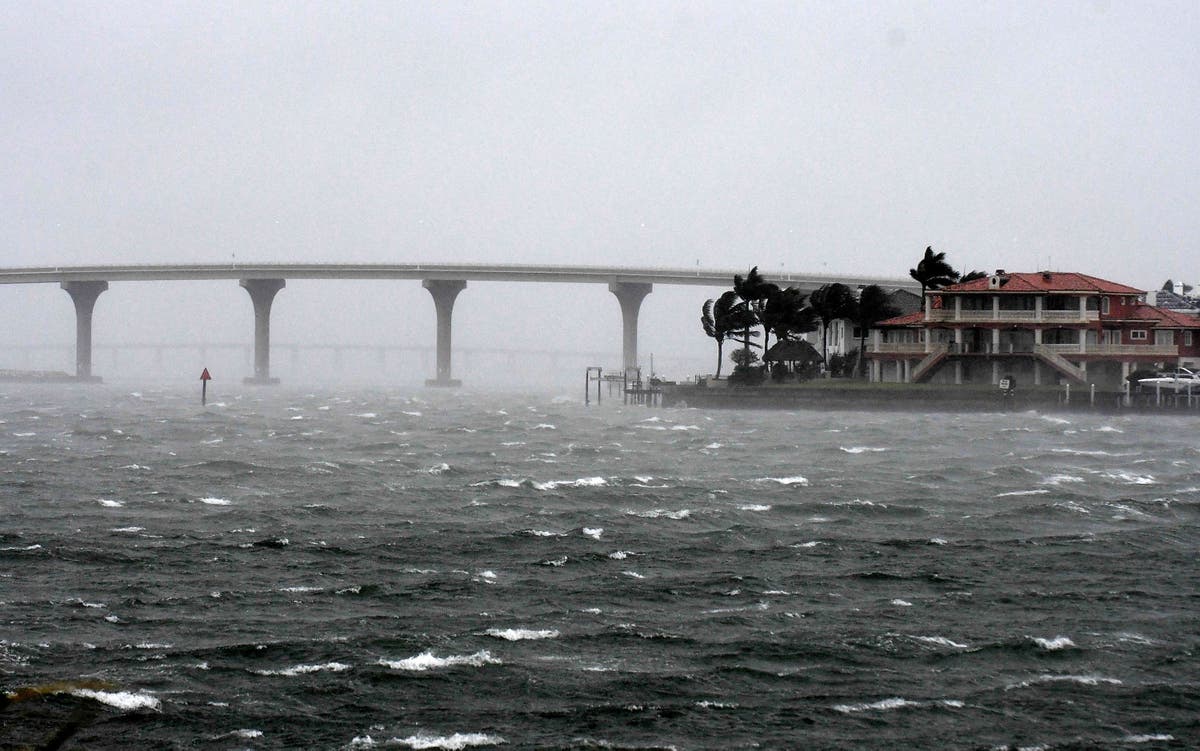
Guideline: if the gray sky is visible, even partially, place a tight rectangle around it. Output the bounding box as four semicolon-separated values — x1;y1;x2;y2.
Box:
1;1;1197;386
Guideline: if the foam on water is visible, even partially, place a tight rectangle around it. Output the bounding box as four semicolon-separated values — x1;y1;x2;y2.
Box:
379;651;500;671
72;689;161;711
484;628;559;640
393;732;507;749
253;662;351;676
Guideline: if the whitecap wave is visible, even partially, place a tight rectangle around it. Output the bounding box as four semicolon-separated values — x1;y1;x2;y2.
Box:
1009;673;1121;688
199;497;232;506
627;508;691;519
96;499;124;508
533;477;606;491
1039;474;1084;486
1032;635;1075;650
484;628;559;641
1105;470;1156;485
757;476;808;486
834;697;962;713
253;662;350;676
393;732;507;749
914;635;969;649
840;446;887;454
378;650;499;671
995;489;1050;497
72;689;161;711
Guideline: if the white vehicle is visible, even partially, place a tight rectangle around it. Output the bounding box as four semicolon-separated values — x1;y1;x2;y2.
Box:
1137;367;1200;392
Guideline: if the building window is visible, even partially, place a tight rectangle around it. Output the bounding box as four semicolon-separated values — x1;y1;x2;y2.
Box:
1155;330;1175;346
1130;330;1148;341
1187;331;1194;347
1101;297;1110;315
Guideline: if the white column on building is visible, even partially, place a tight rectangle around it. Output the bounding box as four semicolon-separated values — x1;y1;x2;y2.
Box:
992;295;1000;321
993;361;1000;385
991;328;1000;354
954;295;962;322
1035;296;1043;322
1034;361;1042;386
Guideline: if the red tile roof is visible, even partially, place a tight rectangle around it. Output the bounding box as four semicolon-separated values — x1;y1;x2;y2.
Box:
941;272;1143;295
1132;303;1200;329
875;312;925;327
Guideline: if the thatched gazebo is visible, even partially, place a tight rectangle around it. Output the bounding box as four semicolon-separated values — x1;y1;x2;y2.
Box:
763;339;822;379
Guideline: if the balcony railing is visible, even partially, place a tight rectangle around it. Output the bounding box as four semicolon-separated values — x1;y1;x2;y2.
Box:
1041;343;1178;356
925;309;1099;323
871;342;927;354
870;341;1179;357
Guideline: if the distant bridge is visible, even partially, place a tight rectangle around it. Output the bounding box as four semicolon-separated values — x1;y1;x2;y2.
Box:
0;263;915;385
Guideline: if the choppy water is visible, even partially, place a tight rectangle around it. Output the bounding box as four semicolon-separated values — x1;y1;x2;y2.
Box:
1;384;1197;750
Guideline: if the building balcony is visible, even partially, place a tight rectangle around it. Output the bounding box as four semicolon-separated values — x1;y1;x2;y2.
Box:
868;341;1178;357
925;309;1099;324
871;342;927;354
1040;342;1178;357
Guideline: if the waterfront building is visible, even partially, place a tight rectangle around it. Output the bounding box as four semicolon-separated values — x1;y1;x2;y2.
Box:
866;271;1200;387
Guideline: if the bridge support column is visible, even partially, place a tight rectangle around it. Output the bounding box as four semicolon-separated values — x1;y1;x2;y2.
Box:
240;279;286;384
609;282;652;372
423;279;466;387
61;281;108;381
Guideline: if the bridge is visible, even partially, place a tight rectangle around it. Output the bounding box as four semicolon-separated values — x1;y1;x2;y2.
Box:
0;263;916;385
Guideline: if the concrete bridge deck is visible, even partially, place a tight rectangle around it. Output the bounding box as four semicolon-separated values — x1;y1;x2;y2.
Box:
0;263;916;386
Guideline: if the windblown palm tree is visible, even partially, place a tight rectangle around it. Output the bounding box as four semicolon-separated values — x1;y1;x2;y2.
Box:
850;285;900;378
761;287;818;347
808;283;856;370
909;246;960;301
701;291;756;378
733;266;778;351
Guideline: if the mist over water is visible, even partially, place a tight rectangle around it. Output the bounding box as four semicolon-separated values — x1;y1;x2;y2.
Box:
2;383;1197;749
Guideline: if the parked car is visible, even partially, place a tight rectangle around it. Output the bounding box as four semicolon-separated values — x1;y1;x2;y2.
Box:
1137;367;1200;392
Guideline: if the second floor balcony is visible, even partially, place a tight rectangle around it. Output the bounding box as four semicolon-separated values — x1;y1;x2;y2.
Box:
925;308;1100;324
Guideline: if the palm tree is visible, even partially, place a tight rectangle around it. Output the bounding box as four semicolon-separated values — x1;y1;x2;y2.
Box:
909;246;960;301
850;285;900;378
733;266;778;351
761;287;816;347
960;269;988;283
701;291;755;378
808;283;856;370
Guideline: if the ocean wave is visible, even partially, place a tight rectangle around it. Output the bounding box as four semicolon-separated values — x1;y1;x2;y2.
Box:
756;476;808;486
96;498;124;508
913;635;970;649
253;662;350;677
484;628;559;641
833;697;962;713
839;446;888;454
378;650;499;671
1008;673;1121;689
533;477;606;491
1039;475;1084;486
198;497;232;506
1104;470;1156;485
626;508;692;520
392;732;507;749
1031;635;1075;651
72;689;161;711
995;489;1050;497
471;479;523;488
738;504;771;511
